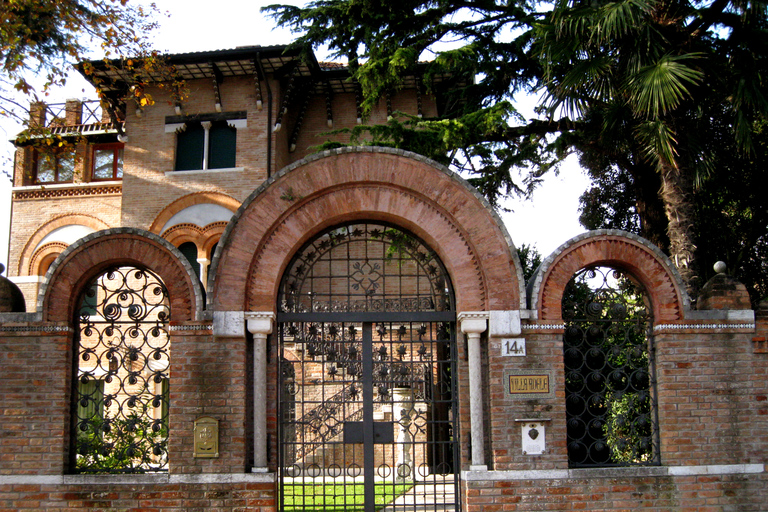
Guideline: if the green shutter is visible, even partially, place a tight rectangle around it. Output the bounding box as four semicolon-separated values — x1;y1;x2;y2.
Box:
174;124;205;171
208;122;236;169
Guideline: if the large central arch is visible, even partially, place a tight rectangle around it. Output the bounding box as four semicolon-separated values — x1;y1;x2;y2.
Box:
210;147;525;314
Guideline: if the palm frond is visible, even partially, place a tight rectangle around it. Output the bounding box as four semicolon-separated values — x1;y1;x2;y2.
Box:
593;0;655;43
635;119;678;168
627;53;704;117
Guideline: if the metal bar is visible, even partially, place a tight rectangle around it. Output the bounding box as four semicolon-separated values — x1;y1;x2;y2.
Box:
277;311;455;323
362;323;375;512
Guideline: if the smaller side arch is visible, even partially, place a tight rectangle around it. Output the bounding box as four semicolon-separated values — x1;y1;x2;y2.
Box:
40;228;204;323
17;214;110;276
529;230;690;323
149;192;240;235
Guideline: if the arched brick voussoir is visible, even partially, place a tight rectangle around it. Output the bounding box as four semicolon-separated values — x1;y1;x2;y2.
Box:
149;191;241;235
529;230;690;324
39;228;204;323
210;147;526;313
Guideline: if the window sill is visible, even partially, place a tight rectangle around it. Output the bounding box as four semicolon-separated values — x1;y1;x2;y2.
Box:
165;167;245;176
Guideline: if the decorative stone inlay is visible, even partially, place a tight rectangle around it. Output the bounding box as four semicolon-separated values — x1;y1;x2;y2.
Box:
654;323;755;332
170;324;213;331
522;324;566;331
0;325;71;333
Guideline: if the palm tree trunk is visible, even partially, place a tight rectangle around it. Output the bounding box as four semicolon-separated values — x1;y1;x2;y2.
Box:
630;159;670;253
658;158;699;297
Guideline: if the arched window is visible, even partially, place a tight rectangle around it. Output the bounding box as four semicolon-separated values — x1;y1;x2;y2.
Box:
562;266;659;467
72;266;170;473
174;120;236;171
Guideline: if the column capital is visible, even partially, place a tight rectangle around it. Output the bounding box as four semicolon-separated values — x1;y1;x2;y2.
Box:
245;311;275;336
457;311;489;335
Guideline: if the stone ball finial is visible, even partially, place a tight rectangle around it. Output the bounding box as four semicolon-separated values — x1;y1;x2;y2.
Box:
713;261;727;274
0;263;27;312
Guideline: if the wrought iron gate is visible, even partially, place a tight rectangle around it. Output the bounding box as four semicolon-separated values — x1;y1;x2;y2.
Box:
277;222;459;512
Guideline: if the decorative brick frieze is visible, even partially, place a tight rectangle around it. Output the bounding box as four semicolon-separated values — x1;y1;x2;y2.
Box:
169;323;213;333
13;184;122;200
0;324;71;333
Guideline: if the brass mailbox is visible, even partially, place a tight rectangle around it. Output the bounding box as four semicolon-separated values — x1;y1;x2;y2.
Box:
193;416;219;458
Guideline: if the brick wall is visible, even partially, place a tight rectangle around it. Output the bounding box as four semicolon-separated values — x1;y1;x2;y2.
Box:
463;469;768;511
0;329;71;475
3;151;768;510
0;480;275;511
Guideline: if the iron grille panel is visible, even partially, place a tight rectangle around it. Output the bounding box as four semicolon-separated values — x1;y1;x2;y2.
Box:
277;221;459;512
562;266;660;467
279;321;459;512
73;266;170;473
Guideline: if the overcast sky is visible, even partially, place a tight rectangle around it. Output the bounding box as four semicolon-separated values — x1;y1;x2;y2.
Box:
0;0;590;273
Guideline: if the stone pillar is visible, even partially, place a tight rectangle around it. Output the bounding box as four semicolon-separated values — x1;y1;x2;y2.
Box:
245;311;275;471
458;311;489;471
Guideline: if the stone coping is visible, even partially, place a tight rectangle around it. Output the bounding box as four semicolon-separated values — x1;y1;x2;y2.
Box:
2;464;762;485
462;463;765;481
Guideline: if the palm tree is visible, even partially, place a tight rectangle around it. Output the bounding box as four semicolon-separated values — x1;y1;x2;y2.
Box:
536;0;768;295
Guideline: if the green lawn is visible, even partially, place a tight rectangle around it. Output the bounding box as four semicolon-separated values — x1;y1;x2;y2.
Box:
282;482;414;512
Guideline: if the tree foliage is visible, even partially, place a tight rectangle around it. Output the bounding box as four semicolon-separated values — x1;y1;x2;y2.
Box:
265;0;768;300
0;0;164;128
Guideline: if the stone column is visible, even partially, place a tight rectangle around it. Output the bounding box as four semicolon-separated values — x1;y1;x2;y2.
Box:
245;312;275;471
458;311;489;471
196;257;210;292
392;387;415;480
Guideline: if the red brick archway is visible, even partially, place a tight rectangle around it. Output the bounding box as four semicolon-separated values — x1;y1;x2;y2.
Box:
41;229;203;323
531;231;688;323
211;147;525;313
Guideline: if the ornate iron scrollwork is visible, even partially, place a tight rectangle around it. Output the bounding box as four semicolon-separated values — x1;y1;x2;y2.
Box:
73;266;170;473
279;222;453;314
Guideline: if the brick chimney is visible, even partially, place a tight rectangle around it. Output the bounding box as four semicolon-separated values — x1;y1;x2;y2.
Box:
65;99;82;125
29;102;46;129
